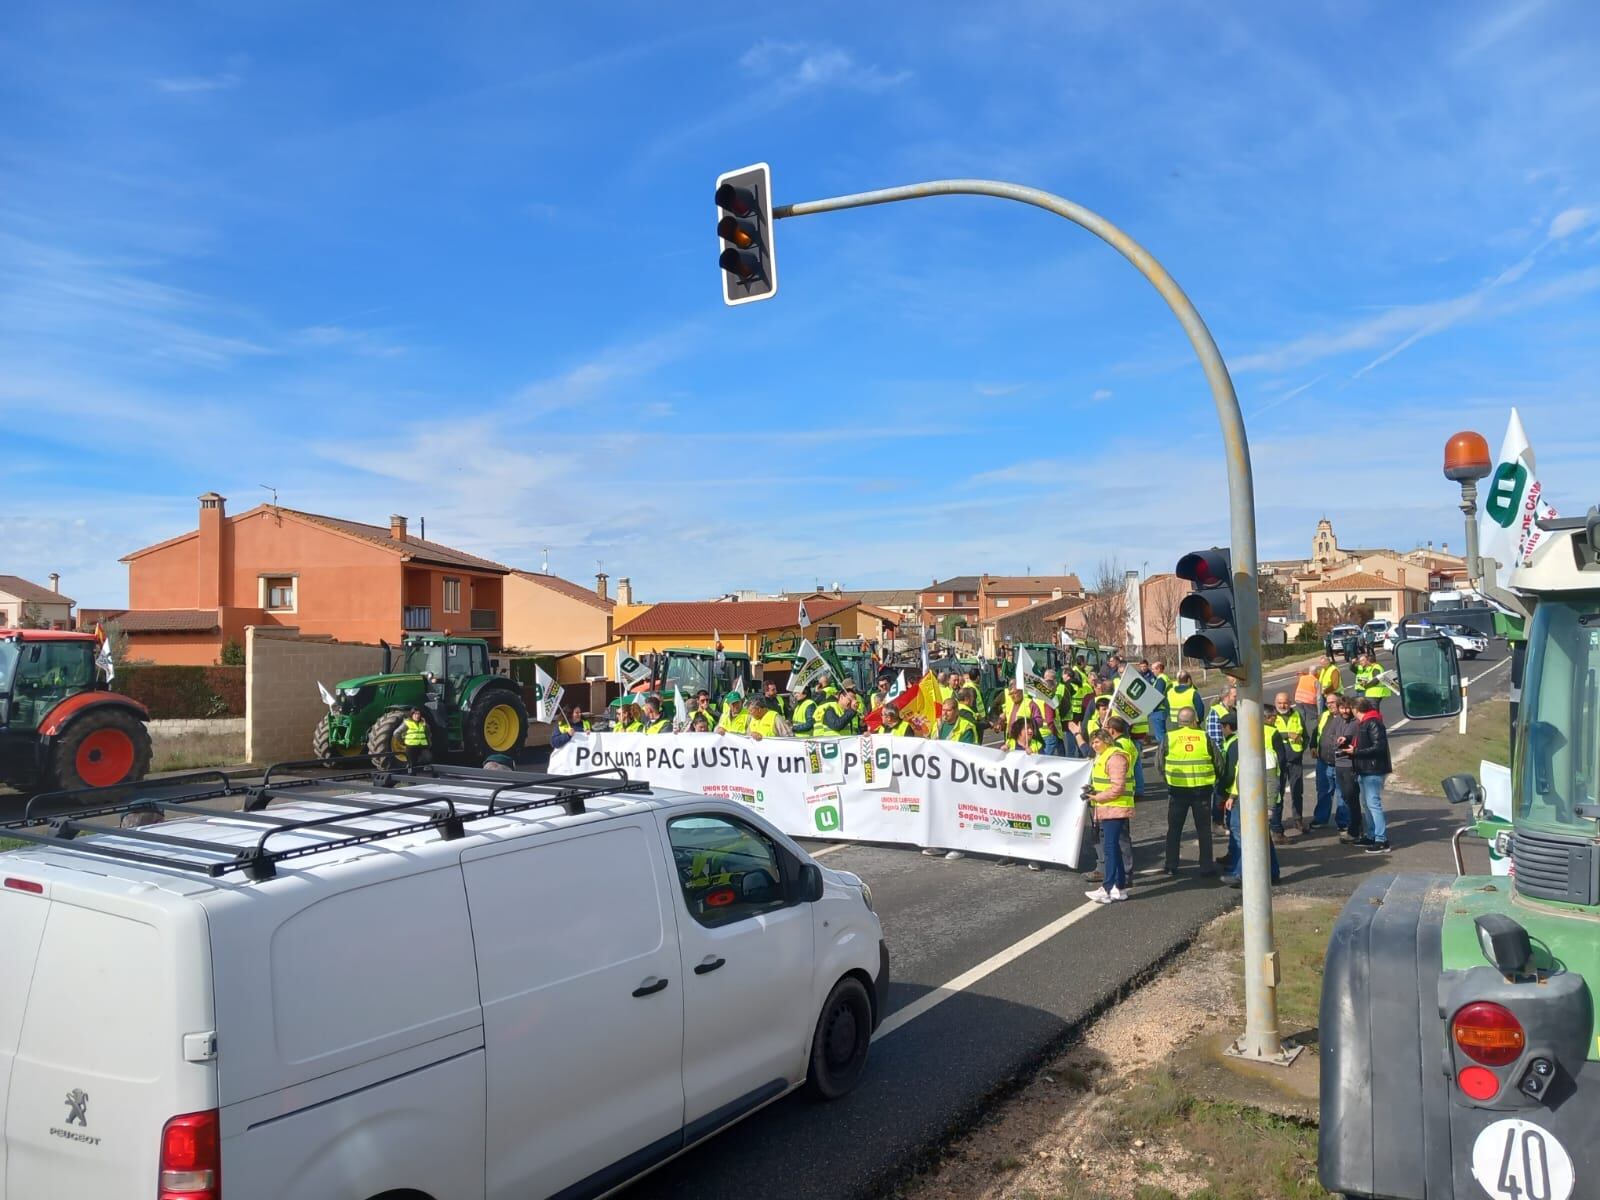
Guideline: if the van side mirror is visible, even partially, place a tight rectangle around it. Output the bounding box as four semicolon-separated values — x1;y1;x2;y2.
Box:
1394;636;1461;719
1441;774;1481;805
798;862;825;903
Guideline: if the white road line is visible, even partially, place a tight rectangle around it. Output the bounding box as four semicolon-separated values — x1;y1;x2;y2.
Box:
810;843;850;858
1391;654;1511;734
872;900;1102;1042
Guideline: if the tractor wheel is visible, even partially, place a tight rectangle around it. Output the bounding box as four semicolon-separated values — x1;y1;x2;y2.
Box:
312;718;333;761
464;690;529;764
49;708;153;792
366;710;412;770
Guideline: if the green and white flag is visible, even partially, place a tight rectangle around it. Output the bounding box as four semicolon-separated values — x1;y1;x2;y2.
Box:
1015;644;1053;707
889;670;908;700
534;665;563;723
672;684;690;731
789;637;828;695
617;653;651;690
1108;666;1163;725
1480;407;1559;588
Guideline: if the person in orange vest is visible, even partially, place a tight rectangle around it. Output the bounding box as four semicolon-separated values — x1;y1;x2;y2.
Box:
1293;665;1320;745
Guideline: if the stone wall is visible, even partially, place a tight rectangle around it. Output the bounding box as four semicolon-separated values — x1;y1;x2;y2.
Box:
245;626;384;765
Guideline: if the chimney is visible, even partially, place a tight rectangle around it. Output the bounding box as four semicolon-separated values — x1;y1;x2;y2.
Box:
1051;586;1063;600
389;514;408;542
48;573;60;593
595;572;609;602
617;577;633;606
196;492;226;609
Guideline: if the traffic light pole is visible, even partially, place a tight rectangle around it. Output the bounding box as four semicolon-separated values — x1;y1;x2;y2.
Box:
772;178;1291;1064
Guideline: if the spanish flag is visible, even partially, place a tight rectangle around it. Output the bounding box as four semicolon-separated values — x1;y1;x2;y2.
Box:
865;670;943;734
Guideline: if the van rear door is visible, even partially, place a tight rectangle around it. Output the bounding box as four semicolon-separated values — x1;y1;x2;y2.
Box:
3;880;214;1200
0;880;51;1200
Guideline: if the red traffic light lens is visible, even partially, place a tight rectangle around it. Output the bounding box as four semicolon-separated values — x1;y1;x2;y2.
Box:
1176;549;1230;586
715;183;758;217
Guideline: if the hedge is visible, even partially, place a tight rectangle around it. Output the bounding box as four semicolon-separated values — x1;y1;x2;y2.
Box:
117;665;245;719
1262;640;1323;662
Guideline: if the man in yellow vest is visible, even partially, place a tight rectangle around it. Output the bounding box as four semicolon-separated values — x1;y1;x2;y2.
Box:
880;702;920;737
1268;691;1308;838
401;707;432;769
1217;709;1281;888
746;695;783;740
642;697;672;734
790;684;820;737
1316;653;1343;712
716;691;752;735
1162;707;1217;875
937;698;979;744
1354;653;1394;718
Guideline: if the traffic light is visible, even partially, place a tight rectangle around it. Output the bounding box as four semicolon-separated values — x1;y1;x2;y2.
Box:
1176;548;1240;669
716;162;777;306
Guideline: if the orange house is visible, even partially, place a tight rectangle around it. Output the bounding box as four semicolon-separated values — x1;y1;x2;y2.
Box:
114;493;508;664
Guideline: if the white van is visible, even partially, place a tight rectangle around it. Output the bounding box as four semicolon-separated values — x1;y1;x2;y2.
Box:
0;764;887;1200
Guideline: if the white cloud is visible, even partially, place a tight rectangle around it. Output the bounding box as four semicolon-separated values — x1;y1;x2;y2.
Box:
738;40;910;92
1548;206;1599;240
152;72;241;95
297;325;407;358
1091;388;1113;402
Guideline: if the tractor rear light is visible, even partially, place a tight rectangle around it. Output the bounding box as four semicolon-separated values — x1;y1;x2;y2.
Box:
159;1109;219;1199
1452;1001;1526;1066
1458;1065;1500;1101
4;877;43;894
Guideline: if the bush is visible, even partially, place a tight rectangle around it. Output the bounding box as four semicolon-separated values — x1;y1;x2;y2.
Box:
117;666;245;719
219;639;245;666
1296;622;1319;643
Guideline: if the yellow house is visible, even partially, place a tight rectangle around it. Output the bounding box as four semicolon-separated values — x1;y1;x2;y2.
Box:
612;597;861;662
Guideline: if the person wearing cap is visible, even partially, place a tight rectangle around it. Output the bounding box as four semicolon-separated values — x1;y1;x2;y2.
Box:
1217;708;1281;887
716;691;751;735
747;695;783;740
642;697;672;735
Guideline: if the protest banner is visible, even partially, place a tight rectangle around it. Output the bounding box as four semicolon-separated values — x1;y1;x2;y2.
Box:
1108;666;1163;726
550;732;1091;866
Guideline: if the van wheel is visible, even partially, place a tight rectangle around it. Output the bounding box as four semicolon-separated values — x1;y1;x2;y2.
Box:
805;976;873;1100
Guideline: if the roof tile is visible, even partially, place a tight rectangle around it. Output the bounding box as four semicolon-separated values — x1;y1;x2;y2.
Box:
512;570;615;612
616;598;856;637
0;574;75;606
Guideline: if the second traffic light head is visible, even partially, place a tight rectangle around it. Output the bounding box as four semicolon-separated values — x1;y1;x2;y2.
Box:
1175;548;1231;587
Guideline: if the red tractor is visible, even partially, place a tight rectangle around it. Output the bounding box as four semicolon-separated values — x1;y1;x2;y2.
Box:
0;629;152;792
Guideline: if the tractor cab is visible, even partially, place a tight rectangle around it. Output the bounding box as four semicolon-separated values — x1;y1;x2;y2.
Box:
0;634;98;733
657;647;752;704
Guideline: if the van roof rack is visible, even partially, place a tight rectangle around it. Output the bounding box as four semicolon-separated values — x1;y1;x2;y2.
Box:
1;760;649;882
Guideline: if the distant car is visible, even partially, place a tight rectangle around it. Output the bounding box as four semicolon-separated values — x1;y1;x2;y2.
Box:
1437;623;1488;660
1363;619;1393;652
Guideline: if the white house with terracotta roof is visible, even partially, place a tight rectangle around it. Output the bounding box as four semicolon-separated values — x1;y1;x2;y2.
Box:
0;574;74;629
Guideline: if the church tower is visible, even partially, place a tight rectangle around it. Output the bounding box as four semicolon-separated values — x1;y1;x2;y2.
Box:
1313;518;1339;565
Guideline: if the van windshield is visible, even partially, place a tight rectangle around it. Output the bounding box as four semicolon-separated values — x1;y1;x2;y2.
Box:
1517;598;1600;833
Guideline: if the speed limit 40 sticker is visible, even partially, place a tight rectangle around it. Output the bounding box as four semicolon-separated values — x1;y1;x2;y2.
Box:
1472;1118;1574;1200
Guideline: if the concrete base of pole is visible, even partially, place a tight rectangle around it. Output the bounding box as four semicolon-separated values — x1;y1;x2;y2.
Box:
1223;1036;1305;1067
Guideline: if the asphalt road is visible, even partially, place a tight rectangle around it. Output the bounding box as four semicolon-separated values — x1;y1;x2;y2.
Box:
621;642;1516;1199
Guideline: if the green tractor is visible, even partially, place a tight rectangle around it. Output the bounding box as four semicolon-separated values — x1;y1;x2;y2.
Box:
1319;495;1600;1200
759;633;876;697
313;635;529;767
647;647;753;719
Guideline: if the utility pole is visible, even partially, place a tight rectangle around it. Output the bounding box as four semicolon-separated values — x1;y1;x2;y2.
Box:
737;176;1287;1062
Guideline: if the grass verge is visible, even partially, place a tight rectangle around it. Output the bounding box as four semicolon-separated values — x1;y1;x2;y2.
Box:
151;729;245;773
0;838;25;852
1396;698;1510;794
1209;897;1344;1032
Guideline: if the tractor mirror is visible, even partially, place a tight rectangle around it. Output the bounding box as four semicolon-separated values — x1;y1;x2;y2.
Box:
1441;773;1481;805
1394;636;1461;720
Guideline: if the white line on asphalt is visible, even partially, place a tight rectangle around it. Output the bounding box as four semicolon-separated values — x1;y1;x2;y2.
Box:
1390;654;1510;735
871;900;1102;1042
810;843;849;858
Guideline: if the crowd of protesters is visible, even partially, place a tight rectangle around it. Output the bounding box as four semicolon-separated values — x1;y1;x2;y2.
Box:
552;644;1400;891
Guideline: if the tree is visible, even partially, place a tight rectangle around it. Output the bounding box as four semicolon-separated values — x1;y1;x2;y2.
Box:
1079;558;1130;648
1296;621;1320;643
1258;575;1293;614
18;602;43;629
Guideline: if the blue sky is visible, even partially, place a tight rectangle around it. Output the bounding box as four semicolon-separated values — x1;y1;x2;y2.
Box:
3;1;1598;607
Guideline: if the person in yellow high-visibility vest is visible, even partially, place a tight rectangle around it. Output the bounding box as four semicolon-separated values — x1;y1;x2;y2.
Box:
1268;691;1308;838
1217;709;1281;888
1316;654;1343;712
716;692;752;735
1162;707;1217;874
401;707;432;769
746;696;783;740
1354;653;1394;718
1084;729;1134;902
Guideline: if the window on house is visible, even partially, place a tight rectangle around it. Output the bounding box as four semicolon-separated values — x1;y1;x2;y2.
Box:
1029;598;1041;606
1366;597;1392;613
936;595;946;603
262;576;296;611
443;578;462;613
995;598;1010;608
582;653;605;678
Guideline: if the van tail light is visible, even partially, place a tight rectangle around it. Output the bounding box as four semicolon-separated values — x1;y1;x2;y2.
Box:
159;1109;219;1199
1452;1001;1526;1066
3;877;43;894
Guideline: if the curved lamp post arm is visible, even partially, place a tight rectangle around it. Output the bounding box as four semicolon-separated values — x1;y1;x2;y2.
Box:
775;179;1281;1061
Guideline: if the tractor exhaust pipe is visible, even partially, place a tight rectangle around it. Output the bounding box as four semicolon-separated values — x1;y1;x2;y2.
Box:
380;639;392;675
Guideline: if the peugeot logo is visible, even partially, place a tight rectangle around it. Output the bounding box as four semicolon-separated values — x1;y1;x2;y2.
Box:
64;1089;89;1127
